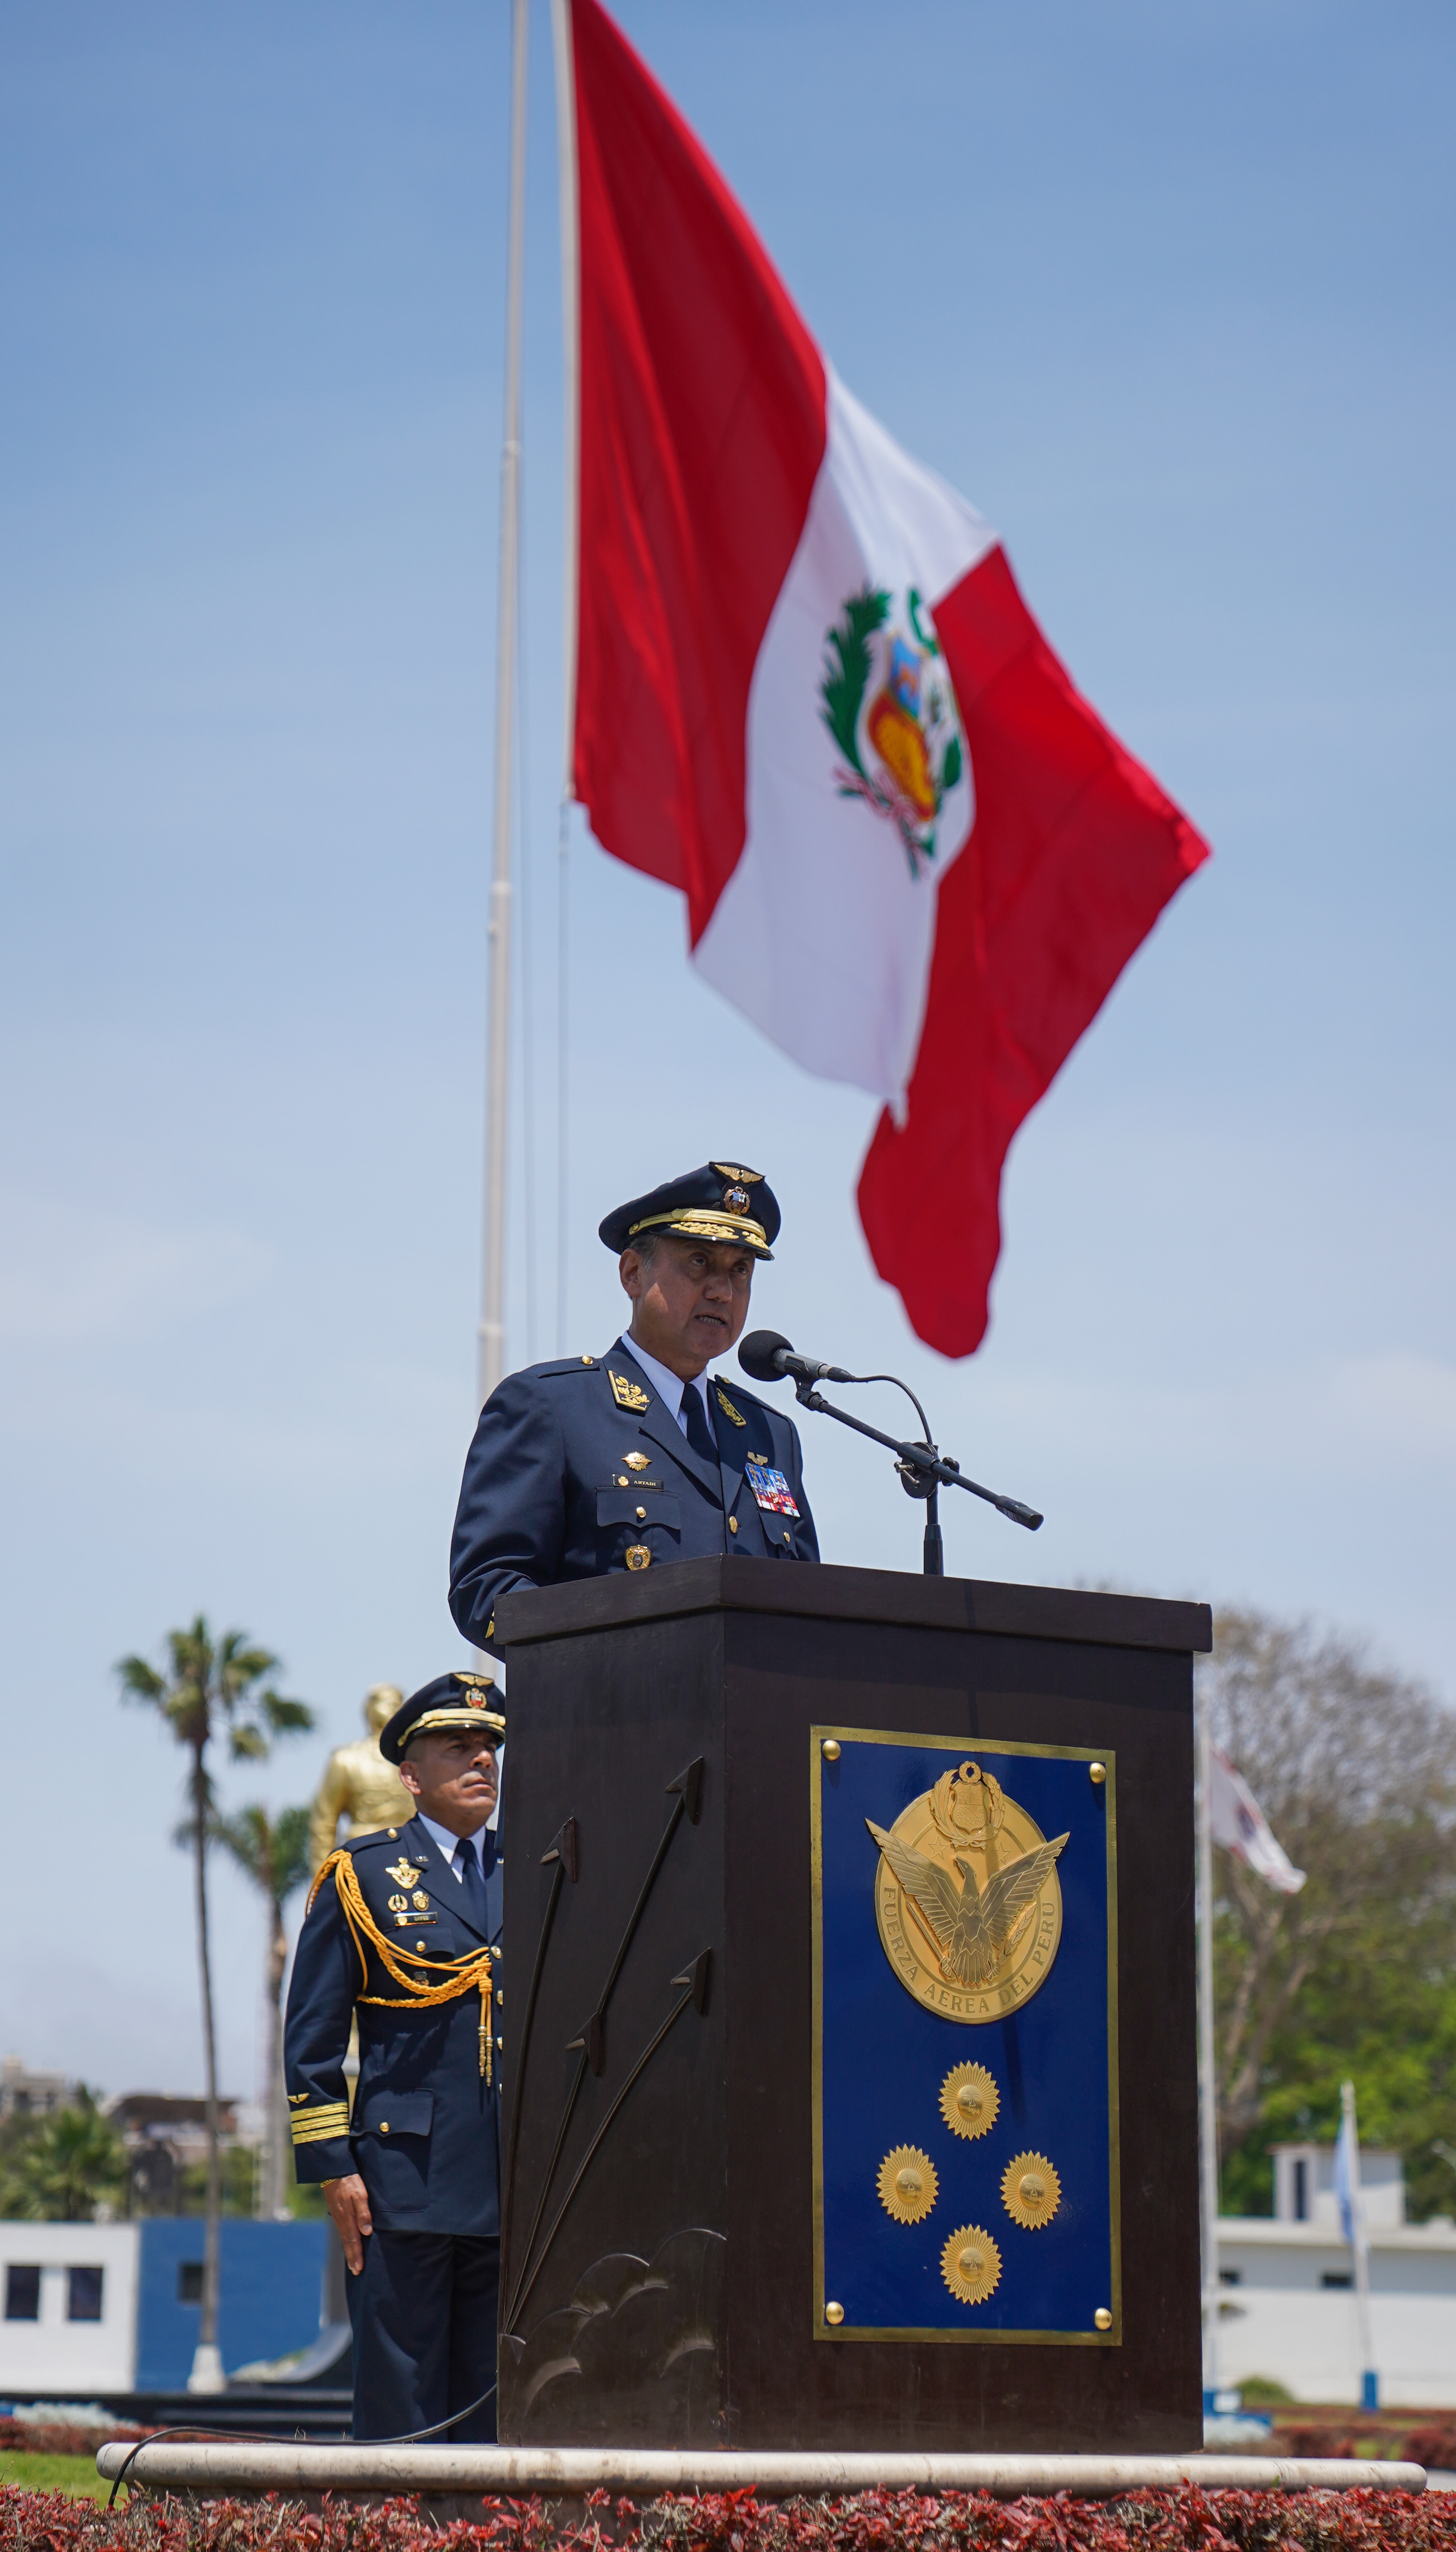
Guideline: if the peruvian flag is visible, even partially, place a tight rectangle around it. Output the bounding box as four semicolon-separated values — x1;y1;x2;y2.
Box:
554;0;1210;1356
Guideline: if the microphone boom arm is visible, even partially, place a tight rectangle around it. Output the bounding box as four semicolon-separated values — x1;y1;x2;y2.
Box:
790;1381;1043;1533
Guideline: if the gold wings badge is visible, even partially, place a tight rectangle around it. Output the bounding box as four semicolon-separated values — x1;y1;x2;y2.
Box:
866;1760;1067;2021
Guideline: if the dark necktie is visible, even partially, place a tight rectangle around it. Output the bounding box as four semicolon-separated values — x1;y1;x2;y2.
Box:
681;1382;719;1470
454;1836;487;1929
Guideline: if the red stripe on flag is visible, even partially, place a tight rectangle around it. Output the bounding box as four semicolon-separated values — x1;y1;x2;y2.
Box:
857;546;1210;1359
571;0;826;938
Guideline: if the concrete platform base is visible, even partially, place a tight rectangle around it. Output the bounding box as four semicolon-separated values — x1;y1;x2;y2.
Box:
95;2441;1427;2511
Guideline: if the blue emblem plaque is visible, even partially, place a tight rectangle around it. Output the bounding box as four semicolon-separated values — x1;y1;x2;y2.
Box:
811;1728;1120;2343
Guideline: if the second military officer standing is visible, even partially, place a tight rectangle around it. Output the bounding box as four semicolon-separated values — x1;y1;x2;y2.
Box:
284;1673;505;2442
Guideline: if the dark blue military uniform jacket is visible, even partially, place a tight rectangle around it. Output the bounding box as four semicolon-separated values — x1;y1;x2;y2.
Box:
448;1337;819;1648
284;1815;503;2237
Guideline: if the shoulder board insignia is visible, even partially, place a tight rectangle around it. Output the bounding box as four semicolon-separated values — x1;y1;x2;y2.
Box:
715;1387;747;1426
287;2092;310;2106
386;1858;423;1888
609;1369;650;1411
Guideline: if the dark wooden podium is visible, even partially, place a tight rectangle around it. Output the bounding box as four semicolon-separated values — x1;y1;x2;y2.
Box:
493;1559;1210;2453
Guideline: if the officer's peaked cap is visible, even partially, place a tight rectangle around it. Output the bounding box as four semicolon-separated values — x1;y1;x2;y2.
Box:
599;1161;779;1261
380;1671;505;1764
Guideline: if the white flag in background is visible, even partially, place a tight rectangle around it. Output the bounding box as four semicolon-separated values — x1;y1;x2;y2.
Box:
1210;1747;1306;1894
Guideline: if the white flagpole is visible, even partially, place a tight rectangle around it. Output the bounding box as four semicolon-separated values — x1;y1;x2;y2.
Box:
1197;1683;1221;2404
478;0;531;1410
549;0;579;1357
1341;2078;1378;2410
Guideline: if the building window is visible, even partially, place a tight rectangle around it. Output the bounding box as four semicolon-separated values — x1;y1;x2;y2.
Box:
1218;2267;1242;2285
177;2260;204;2305
5;2265;41;2321
67;2266;103;2321
1293;2158;1307;2221
1321;2270;1353;2288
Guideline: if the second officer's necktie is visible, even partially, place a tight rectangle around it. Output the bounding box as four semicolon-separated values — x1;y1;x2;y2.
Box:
681;1381;719;1469
454;1834;488;1929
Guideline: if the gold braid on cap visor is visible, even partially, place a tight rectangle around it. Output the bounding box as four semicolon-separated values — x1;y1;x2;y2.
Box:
405;1706;505;1741
308;1849;498;2081
628;1206;772;1255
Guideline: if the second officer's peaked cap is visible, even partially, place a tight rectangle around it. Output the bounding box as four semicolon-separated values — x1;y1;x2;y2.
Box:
380;1671;506;1764
599;1161;779;1261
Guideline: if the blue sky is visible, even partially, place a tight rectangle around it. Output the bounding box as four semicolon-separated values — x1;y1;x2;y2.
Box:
2;0;1451;2099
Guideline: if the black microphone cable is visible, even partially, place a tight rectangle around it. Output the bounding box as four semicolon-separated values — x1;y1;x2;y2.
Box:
105;2383;498;2507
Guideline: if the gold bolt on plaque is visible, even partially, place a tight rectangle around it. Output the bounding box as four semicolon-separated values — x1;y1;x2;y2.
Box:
1094;2307;1113;2331
1001;2150;1061;2230
824;2301;844;2326
876;2144;938;2225
1089;1762;1106;1785
821;1739;841;1761
941;2223;1001;2305
940;2061;999;2140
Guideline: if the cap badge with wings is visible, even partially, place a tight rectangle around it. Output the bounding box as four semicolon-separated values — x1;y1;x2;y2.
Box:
866;1760;1068;2021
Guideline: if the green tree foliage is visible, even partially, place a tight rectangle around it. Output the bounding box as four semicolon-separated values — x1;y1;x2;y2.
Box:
115;1619;314;2348
0;2095;125;2221
1203;1608;1456;2219
211;1804;312;2218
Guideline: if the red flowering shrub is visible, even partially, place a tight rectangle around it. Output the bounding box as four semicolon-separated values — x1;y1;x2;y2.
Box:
0;2487;1450;2552
0;2421;152;2457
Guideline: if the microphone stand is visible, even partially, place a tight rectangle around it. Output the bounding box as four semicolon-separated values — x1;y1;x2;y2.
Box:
786;1373;1042;1576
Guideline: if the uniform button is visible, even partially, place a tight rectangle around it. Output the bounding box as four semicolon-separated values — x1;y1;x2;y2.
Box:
729;1517;738;1534
783;1530;791;1544
636;1506;646;1521
617;1475;629;1486
379;2122;390;2134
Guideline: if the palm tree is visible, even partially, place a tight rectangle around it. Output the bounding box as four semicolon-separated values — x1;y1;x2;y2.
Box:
212;1804;312;2219
116;1617;313;2389
0;2095;126;2221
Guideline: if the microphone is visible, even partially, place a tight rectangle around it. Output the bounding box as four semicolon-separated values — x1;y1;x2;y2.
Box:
738;1329;856;1387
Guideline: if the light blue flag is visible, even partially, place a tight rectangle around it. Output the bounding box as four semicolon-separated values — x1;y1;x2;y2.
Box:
1333;2098;1359;2247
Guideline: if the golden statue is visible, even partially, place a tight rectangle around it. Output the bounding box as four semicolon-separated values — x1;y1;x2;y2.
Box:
308;1685;413;1876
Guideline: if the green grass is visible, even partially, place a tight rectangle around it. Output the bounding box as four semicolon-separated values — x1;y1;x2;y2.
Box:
0;2450;111;2501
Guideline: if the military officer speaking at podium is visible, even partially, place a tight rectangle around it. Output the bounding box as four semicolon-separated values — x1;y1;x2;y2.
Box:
284;1674;505;2442
449;1161;819;1649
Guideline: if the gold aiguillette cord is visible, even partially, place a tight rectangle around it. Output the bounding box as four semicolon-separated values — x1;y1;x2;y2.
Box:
311;1850;498;2079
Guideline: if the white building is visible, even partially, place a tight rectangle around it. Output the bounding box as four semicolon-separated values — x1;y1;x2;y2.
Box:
0;2221;139;2396
1213;2143;1456;2406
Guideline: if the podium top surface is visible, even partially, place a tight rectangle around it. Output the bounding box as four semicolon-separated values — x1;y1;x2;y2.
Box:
495;1557;1211;1657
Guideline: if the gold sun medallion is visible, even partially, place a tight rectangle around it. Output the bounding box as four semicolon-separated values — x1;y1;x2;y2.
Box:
941;2223;1001;2305
1001;2151;1061;2230
876;2145;938;2225
940;2060;999;2140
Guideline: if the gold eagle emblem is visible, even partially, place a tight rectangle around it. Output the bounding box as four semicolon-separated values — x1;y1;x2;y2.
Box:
866;1816;1067;1990
863;1756;1069;2021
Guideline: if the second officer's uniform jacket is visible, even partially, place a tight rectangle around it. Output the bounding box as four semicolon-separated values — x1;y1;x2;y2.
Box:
284;1814;503;2236
448;1338;819;1650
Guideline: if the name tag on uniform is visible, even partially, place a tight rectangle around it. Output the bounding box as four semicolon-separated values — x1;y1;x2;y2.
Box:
745;1459;800;1517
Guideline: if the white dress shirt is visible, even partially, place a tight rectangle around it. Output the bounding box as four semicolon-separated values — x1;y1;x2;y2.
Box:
417;1813;490;1878
617;1334;714;1435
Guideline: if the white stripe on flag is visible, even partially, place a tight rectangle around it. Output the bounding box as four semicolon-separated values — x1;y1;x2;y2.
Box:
693;371;996;1110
